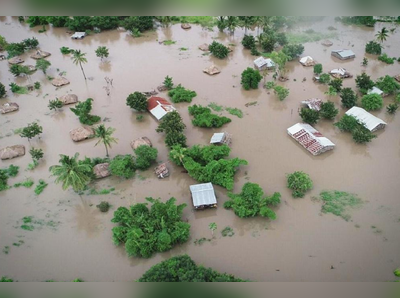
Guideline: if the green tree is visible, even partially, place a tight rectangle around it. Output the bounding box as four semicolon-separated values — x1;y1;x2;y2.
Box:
47;16;69;27
375;27;389;44
282;44;304;60
273;85;289;101
241;67;262;90
48;99;63;111
238;16;255;34
216;16;227;32
126;92;148;112
242;35;256;49
365;41;382;55
188;105;231;128
168;85;197;103
226;16;238;34
29;147;44;161
9;64;31;77
320;101;339;120
387;103;399;114
351;127;377;144
70;98;101;125
49;153;92;192
299;108;320;125
26;17;48;27
121;16;154;33
340;88;358;108
35;58;51;74
286;171;313;198
361;93;383;111
329;78;343;92
156;111;187;148
313;64;323;75
334;115;360;132
209;222;217;237
134;145;158;170
318;73;331;84
163;76;174;90
94;124;118;157
269;51;289;78
71;50;88;80
20;122;43;141
209;41;229;59
0;82;6;98
109;155;136;179
375;75;400;95
355;73;374;94
95;46;109;61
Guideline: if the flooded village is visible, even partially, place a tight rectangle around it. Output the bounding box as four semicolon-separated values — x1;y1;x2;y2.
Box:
0;16;400;282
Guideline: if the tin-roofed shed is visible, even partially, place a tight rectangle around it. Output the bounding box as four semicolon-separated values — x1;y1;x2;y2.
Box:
345;107;387;132
189;183;217;209
331;49;355;60
210;132;232;145
254;57;275;71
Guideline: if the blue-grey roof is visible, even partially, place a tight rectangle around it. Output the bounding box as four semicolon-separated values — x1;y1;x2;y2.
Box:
189;183;217;207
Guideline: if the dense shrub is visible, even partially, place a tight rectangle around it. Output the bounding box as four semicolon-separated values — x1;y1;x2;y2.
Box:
329;78;343;92
6;42;26;58
97;201;111;212
375;75;400;95
91;16;120;30
66;16;93;31
282;44;304;60
109;155;136;179
47;16;69;27
355;73;374;94
351;127;377;143
339;16;376;27
387;103;399;114
9;64;31;77
286;171;313;198
334;115;377;144
23;37;39;49
241;67;262;90
156;111;187;148
318;73;331;84
188;105;231;128
273;85;289;101
95;46;109;60
163;76;174;90
313;64;322;75
365;41;382;55
320;101;339;120
241;35;256;49
299;108;320;124
334;115;359;132
122;16;154;32
340;88;358;108
378;53;395;64
111;197;190;258
0;82;6;98
168;85;197;103
20;122;43;140
70;98;101;125
60;46;73;55
26;17;48;27
361;93;383;111
126;92;148;112
134;145;158;170
209;41;229;59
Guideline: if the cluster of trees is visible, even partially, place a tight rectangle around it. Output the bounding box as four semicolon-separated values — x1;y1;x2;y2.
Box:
70;98;101;125
224;182;281;219
209;41;229;59
2;37;39;58
355;73;375;94
286;171;313;198
334;115;377;144
156;111;187;148
375;75;400;95
241;68;262;90
111;197;190;258
188;105;231;128
169;144;247;190
340;88;358;108
339;16;376;27
138;255;245;281
365;41;382;55
361;93;383;111
168;85;197;103
299;101;338;124
9;64;34;77
0;165;20;191
126;92;148;112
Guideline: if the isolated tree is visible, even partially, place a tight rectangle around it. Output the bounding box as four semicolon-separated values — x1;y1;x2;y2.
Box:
9;64;31;77
365;41;382;55
209;222;217;237
71;50;88;80
209;41;229;59
49;153;92;192
241;68;262;90
163;76;174;90
95;46;109;61
48;99;63;111
134;145;158;170
36;58;51;74
340;88;358;108
375;27;389;44
29;147;44;161
0;82;6;98
361;93;383;111
216;16;227;32
94;124;118;157
273;85;289;101
20;122;43;141
387;103;399;114
355;73;374;94
329;78;343;92
313;64;322;75
126;92;148;112
286;171;313;198
269;51;289;78
320;101;339;120
226;16;238;34
299;108;320;125
242;35;256;49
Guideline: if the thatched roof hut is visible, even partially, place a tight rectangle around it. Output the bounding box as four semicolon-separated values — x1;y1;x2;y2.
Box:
59;94;78;105
93;163;111;179
157;85;168;92
0;145;25;160
8;57;24;65
0;102;19;114
130;137;152;150
321;40;333;46
155;163;169;179
299;56;315;66
203;65;221;75
181;23;191;29
69;127;95;142
198;43;209;51
51;77;70;87
30;50;51;59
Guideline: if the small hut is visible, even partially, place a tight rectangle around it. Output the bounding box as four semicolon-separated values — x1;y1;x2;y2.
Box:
198;43;209;51
51;77;70;87
0;103;19;114
8;57;24;65
254;57;275;71
210;132;232;145
69;127;95;142
299;56;315;66
189;183;217;210
345;107;387;132
301;98;322;111
330;68;352;79
181;23;191;29
0;145;25;160
331;49;355;60
155;163;169;179
147;97;176;121
130;137;152;150
30;50;51;59
203;65;221;75
93;163;111;179
59;94;78;105
321;40;333;47
368;86;385;97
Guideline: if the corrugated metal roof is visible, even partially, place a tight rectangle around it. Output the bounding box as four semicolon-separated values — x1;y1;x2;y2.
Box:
254;57;275;69
149;105;168;120
210;133;225;144
190;183;217;207
299;56;314;65
301;98;322;111
368;86;384;96
345;107;387;132
331;49;355;59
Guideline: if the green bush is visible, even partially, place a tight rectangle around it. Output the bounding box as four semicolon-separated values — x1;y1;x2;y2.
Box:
0;82;6;98
365;41;382;55
318;73;331;84
334;115;360;132
273;85;289;101
319;191;362;221
36;58;51;74
134;145;158;170
47;16;69;27
6;42;26;58
320;101;339;120
299;108;320;125
375;75;400;95
126;92;148;112
168;85;197;103
20;122;43;140
209;41;229;59
378;53;395;64
9;64;32;77
241;35;256;49
26;17;48;27
355;73;374;94
329;78;343;92
48;99;63;111
241;67;262;90
97;201;111;212
340;88;358;108
95;46;109;60
111;197;190;258
109;155;136;179
60;46;73;55
156;111;187;148
250;46;260;56
394;269;400;277
282;44;304;60
23;37;39;49
34;179;48;195
163;76;174;90
286;171;313;198
70;98;101;125
387;103;399;114
313;64;322;75
351;127;377;144
0;276;13;282
361;93;383;111
188;105;231;128
121;16;154;33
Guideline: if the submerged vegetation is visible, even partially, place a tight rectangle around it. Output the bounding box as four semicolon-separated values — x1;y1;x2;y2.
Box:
318;191;362;221
188;105;231;128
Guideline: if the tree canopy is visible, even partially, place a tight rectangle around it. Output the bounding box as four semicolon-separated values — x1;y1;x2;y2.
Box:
209;41;229;59
156;111;187;148
168;85;197;103
126;92;148;112
70;98;101;125
241;67;262;90
188;105;231;128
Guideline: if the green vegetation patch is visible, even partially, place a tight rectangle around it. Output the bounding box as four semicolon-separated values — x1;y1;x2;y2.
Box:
221;226;235;237
208;102;224;112
163;40;176;45
87;187;115;195
14;178;34;188
319;190;362;221
34;179;48;195
226;107;243;118
286;31;337;44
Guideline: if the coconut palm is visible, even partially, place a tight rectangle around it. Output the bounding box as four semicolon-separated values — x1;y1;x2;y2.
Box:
94;124;118;157
49;153;92;192
71;50;88;80
226;16;238;34
375;27;389;44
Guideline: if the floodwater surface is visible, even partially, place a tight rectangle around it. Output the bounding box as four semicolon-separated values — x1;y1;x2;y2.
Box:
0;17;400;281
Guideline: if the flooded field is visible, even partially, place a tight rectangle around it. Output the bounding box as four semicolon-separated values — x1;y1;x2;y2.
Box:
0;16;400;281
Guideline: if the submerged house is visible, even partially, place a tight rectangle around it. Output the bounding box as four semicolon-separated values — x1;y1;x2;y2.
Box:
71;32;86;39
189;183;217;210
331;49;355;60
367;86;384;97
299;56;315;66
287;123;335;155
301;98;323;111
147;97;176;121
330;68;353;79
254;57;275;71
210;132;232;145
345;107;387;132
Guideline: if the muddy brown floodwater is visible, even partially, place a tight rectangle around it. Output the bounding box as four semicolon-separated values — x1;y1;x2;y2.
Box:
0;17;400;282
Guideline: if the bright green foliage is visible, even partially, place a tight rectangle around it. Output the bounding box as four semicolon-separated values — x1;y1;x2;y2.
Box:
72;278;84;282
241;67;262;90
36;58;51;74
9;64;31;77
6;42;26;58
319;190;362;221
111;197;190;258
394;269;400;277
375;75;400;95
90;16;120;30
168;85;197;103
224;182;281;219
0;35;8;50
282;44;304;60
299;108;320;125
365;41;382;55
14;178;34;188
60;46;73;54
0;169;10;191
47;16;69;27
34;82;40;90
169;144;247;190
320;101;339;120
273;85;289;101
188;105;231;128
242;35;256;49
0;276;13;282
209;222;217;237
163;76;174;90
71;50;88;80
49;153;93;192
351;127;377;143
287;171;313;198
30;147;44;161
48;99;63;111
139;254;245;281
387;103;399;114
226;107;243;118
121;16;154;32
329;78;343;92
334;115;360;132
208;102;223;112
94;124;118;157
34;179;48;195
0;82;6;98
70;98;101;125
313;64;323;75
65;16;92;31
378;53;395;64
375;27;389;43
265;81;276;89
156;111;187;148
97;201;111;212
95;46;109;60
355;73;374;94
134;145;158;170
268;51;289;78
126;92;148;112
20;122;43;140
340;88;358;108
5;165;19;177
209;41;229;59
9;83;28;94
318;73;331;84
109;155;136;179
26;17;48;27
361;93;383;111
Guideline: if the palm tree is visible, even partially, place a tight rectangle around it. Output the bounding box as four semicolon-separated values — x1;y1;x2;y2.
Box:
49;153;92;192
226;16;238;34
71;50;88;80
376;27;389;44
94;124;118;157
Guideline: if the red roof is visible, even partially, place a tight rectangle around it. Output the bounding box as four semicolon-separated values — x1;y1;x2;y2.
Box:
147;97;172;111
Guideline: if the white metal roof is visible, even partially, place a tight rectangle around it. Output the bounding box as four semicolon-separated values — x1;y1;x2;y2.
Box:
330;68;347;76
254;57;275;69
345;107;387;132
368;86;384;96
149;105;168;120
71;32;86;38
301;98;322;111
210;133;225;144
332;49;355;58
299;56;314;65
189;183;217;207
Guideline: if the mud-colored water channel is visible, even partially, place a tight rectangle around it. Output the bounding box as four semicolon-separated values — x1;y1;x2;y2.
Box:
0;16;399;281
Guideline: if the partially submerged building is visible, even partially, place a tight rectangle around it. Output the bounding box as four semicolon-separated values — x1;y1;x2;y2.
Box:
345;107;387;132
254;57;275;71
189;183;217;210
367;86;384;96
299;56;315;66
331;49;355;60
210;132;232;145
155;163;169;179
301;98;322;111
71;32;86;39
287;123;335;155
147;97;176;121
330;68;353;79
